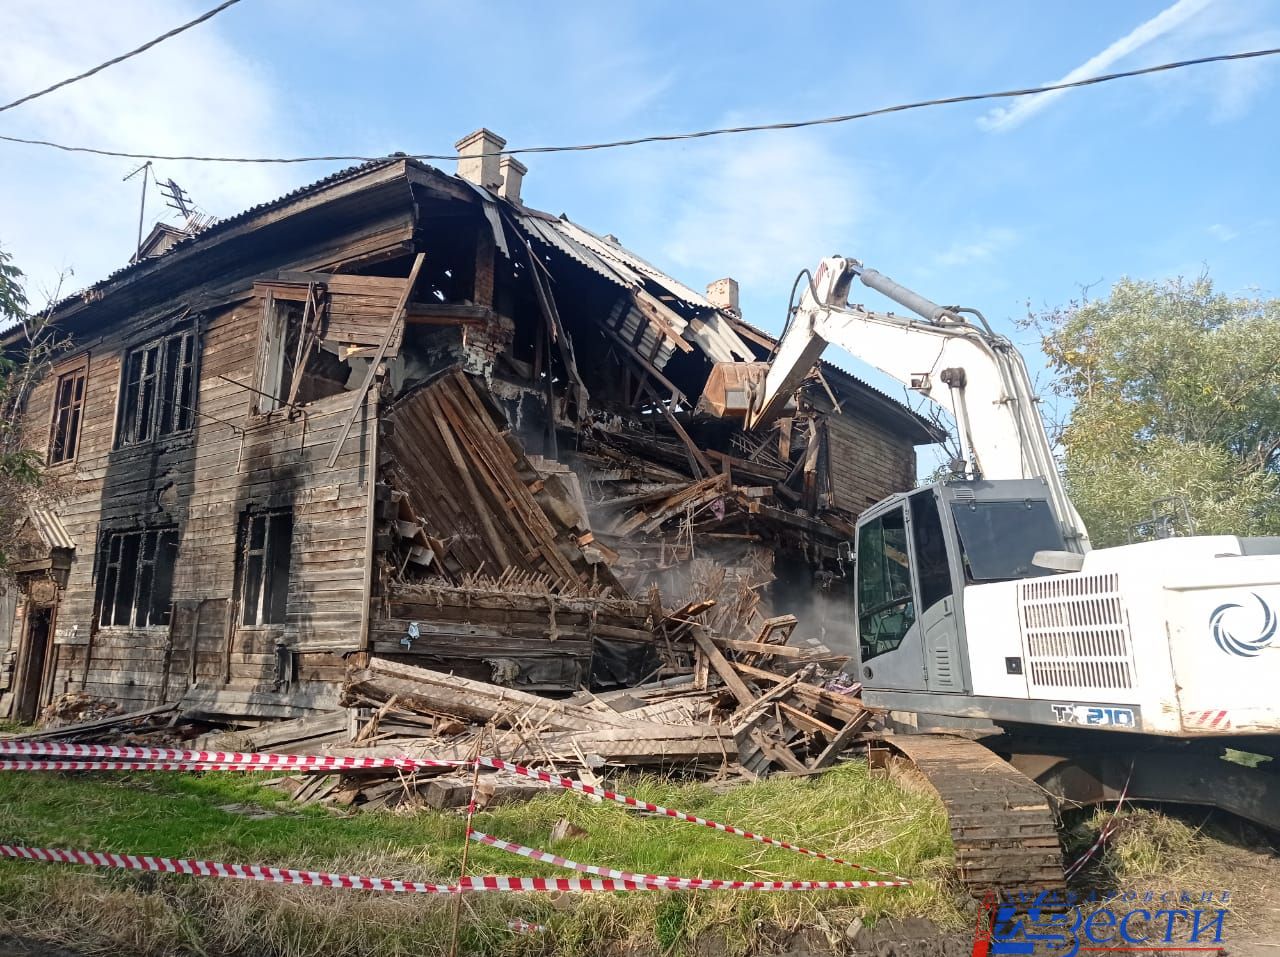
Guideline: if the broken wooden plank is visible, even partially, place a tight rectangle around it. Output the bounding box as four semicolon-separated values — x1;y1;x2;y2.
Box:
809;710;873;770
348;658;639;731
11;703;177;741
689;626;756;708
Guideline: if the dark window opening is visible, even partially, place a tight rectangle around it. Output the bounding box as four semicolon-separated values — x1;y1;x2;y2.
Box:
49;361;87;463
117;329;197;447
910;491;954;611
857;507;915;662
96;527;179;627
257;298;348;412
238;509;294;626
950;499;1066;582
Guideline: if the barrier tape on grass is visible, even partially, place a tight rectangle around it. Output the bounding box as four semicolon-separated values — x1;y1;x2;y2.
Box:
0;842;906;893
468;830;911;890
0;845;658;892
0;741;910;883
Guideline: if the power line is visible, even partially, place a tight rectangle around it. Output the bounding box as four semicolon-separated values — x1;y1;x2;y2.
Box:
0;45;1276;163
0;0;243;115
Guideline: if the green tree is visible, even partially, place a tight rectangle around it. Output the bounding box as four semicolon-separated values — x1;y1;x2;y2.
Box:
1035;275;1280;547
0;246;64;566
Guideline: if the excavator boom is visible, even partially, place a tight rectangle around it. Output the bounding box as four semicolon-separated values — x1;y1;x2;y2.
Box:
742;256;1088;551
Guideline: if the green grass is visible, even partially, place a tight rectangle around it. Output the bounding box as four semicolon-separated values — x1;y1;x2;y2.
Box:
0;764;958;957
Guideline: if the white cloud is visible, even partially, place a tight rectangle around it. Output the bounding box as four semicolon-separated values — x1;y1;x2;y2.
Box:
934;227;1020;268
655;132;864;294
0;0;304;306
978;0;1217;132
1208;223;1238;242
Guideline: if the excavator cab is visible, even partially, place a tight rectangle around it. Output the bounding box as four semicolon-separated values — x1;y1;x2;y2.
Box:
852;479;1068;698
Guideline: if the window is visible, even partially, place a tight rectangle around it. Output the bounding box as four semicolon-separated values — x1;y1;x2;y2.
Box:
255;295;348;413
117;328;197;447
97;527;179;627
857;507;915;662
48;358;88;464
950;499;1065;582
910;491;954;611
237;509;294;626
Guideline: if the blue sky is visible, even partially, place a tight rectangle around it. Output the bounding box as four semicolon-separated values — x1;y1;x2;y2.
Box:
1;0;1277;417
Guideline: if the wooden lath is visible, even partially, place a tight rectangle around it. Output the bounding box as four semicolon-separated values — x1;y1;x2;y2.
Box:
382;369;619;594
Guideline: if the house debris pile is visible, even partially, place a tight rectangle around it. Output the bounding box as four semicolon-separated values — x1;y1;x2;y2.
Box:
197;601;874;811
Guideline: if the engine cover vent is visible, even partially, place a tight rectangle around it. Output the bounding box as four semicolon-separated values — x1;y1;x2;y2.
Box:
1018;572;1135;692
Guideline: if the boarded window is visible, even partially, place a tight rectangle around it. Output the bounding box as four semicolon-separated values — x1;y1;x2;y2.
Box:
48;358;88;464
96;527;179;628
116;328;197;447
237;509;294;626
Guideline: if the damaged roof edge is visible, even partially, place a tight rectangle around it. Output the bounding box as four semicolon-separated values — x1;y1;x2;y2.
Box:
11;155;939;442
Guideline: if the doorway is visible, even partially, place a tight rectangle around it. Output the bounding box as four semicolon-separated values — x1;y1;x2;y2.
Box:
14;605;54;723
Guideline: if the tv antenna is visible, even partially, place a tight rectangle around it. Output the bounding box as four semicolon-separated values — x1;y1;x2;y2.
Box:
159;177;193;218
123;161;153;262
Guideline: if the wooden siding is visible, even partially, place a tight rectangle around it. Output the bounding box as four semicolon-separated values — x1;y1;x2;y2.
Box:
20;295;374;714
825;412;918;514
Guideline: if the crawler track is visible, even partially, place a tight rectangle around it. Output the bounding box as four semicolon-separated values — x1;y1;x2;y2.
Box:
881;732;1064;893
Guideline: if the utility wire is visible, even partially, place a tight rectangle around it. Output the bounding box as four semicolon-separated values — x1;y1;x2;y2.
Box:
0;0;243;115
0;45;1276;163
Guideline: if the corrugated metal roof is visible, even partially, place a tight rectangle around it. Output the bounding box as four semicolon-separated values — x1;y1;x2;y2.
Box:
552;219;711;309
27;507;75;551
44;158;406;316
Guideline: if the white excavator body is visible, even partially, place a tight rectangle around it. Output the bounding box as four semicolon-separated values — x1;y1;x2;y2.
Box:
715;255;1280;745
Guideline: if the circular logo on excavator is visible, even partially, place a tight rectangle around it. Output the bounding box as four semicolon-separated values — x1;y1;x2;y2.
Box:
1210;593;1277;658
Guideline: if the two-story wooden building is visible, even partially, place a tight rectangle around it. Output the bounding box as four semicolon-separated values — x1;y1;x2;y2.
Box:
0;131;937;724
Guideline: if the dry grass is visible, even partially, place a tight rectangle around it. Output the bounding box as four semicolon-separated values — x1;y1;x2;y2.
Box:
0;761;961;956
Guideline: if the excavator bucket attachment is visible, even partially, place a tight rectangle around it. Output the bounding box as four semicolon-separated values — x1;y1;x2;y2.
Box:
696;361;770;418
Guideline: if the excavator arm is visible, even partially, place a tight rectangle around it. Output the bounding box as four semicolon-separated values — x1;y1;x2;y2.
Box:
743;256;1088;551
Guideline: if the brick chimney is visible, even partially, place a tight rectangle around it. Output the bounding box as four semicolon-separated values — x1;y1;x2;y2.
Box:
454;128;506;190
706;277;740;313
499;156;527;204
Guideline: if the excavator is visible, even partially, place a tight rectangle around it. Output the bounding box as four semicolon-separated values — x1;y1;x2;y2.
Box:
710;256;1280;889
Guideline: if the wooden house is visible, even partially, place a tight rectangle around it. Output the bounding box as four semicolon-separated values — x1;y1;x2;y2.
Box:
0;131;937;724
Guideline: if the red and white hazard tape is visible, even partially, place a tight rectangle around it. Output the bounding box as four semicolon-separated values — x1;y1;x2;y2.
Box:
0;741;460;772
507;918;547;934
0;845;671;893
0;741;909;884
0;844;899;894
469;830;911;891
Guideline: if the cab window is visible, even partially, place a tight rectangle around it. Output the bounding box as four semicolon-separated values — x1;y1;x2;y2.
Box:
858;506;915;661
910;490;954;611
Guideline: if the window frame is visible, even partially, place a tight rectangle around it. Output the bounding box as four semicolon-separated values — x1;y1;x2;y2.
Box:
114;326;199;449
857;505;917;663
95;526;179;629
236;508;295;628
47;353;89;465
252;291;307;415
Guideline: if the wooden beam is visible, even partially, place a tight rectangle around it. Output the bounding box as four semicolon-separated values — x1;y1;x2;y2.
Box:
637;379;713;479
710;636;847;663
809;710;872;770
690;626;756;708
600;323;687;403
325;252;425;468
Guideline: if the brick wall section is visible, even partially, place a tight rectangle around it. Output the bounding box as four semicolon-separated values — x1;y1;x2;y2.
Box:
825;412;917;514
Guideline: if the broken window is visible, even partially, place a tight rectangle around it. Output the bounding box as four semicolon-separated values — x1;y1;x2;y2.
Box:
48;357;88;464
255;292;348;413
96;527;179;628
237;509;294;626
116;328;197;447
